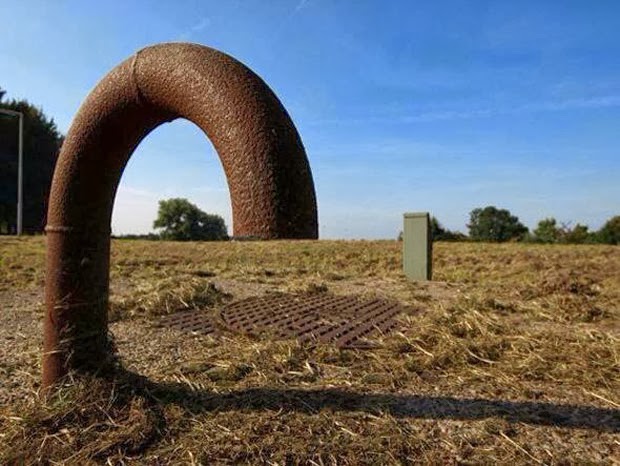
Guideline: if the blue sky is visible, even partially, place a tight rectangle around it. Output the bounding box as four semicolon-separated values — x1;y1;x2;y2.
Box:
1;0;618;238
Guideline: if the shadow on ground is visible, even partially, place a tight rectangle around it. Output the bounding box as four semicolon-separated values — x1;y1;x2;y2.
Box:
122;370;619;433
6;368;618;463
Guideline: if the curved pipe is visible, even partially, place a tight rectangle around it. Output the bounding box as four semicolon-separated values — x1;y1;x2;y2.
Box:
43;43;318;386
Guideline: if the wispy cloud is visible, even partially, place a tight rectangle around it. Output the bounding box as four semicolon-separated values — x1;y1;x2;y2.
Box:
115;186;158;199
293;0;310;14
177;17;211;41
308;95;620;126
271;0;312;40
191;185;229;194
521;95;620;112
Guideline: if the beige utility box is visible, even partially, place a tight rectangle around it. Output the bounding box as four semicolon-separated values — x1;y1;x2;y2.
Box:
403;212;432;281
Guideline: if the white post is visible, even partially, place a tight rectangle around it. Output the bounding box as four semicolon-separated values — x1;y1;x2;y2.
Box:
17;112;23;235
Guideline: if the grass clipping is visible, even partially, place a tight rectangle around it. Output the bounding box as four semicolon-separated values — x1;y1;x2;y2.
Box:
0;238;618;464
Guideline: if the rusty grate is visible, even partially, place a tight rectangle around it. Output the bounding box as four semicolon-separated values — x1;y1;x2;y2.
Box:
159;310;219;336
220;293;404;349
158;293;407;349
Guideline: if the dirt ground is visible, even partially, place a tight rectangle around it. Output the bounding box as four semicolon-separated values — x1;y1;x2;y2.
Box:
0;237;618;464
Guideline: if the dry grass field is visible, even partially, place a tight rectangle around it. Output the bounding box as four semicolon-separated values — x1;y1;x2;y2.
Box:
0;237;618;464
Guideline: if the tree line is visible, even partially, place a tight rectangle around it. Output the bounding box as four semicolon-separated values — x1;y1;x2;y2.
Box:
0;87;63;233
1;88;617;244
152;198;228;241
113;198;229;241
408;206;619;245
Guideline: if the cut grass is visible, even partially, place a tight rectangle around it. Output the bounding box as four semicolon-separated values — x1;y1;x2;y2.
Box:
0;237;618;464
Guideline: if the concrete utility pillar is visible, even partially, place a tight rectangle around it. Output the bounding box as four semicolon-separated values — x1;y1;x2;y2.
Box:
403;212;432;281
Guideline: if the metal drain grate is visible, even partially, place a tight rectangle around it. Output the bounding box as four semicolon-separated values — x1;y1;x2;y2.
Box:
220;293;404;348
159;310;219;336
158;294;407;348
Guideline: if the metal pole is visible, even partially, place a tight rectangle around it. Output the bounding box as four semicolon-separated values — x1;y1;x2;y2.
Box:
0;108;24;235
17;113;23;235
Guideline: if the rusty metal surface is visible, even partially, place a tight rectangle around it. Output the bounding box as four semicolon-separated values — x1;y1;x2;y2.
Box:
43;43;318;387
219;293;404;349
158;310;220;336
158;294;404;348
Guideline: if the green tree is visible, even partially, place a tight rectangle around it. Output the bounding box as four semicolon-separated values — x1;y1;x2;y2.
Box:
596;216;620;245
153;198;228;241
0;87;63;233
430;216;467;241
398;216;466;242
533;217;562;243
467;206;528;242
562;223;591;244
430;216;446;239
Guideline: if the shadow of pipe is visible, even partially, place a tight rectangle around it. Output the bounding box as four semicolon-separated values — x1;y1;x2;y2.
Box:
117;370;619;433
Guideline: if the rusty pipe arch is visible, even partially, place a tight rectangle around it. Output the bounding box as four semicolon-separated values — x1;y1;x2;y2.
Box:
43;43;318;387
